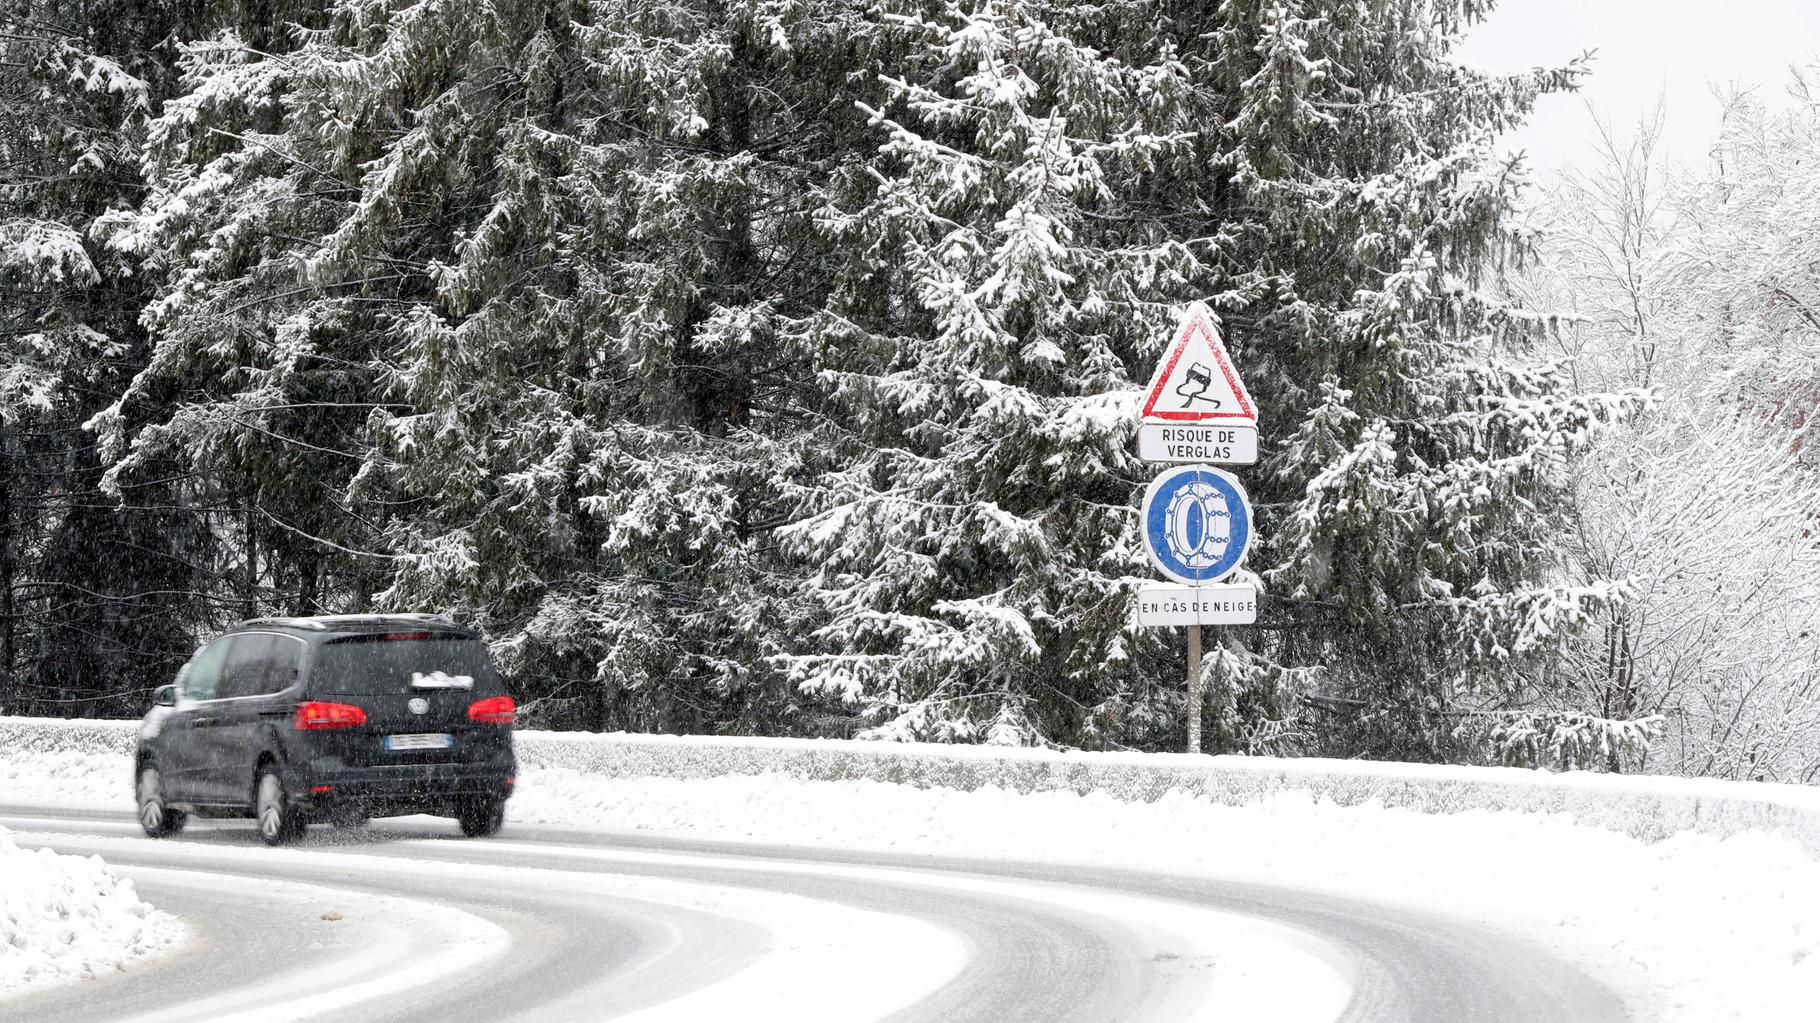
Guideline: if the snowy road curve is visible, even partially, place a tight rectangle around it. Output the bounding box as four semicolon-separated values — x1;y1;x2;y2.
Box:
0;804;1626;1022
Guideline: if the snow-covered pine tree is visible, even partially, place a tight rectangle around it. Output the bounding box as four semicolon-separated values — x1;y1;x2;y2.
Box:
97;0;1645;752
777;0;1213;746
0;1;232;715
94;0;869;731
782;0;1646;755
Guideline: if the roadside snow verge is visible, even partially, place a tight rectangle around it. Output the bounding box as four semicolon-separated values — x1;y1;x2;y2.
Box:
510;729;1820;857
9;716;1820;857
0;824;182;994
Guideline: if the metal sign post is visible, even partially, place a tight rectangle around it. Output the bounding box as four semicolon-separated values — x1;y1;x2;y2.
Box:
1132;304;1260;755
1185;624;1203;754
1138;464;1252;754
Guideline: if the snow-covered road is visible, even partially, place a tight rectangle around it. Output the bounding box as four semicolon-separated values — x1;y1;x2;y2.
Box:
0;804;1623;1023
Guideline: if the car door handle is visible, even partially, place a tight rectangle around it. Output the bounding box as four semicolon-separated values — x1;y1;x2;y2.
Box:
190;715;220;726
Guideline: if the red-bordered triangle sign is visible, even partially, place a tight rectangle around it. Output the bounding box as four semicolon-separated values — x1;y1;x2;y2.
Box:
1138;304;1257;424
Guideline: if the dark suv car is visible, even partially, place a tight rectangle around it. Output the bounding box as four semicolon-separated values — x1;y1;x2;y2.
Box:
134;615;516;845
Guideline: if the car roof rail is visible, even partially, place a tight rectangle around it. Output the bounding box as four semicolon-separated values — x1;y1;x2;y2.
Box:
311;613;459;626
234;613;461;632
237;616;330;631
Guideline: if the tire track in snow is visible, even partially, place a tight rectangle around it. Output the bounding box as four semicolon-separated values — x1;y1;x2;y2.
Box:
4;811;1355;1023
1;806;1623;1022
1;821;971;1022
105;867;510;1023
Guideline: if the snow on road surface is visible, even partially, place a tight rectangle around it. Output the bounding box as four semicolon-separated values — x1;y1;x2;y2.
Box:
3;814;1354;1023
510;770;1820;1023
0;825;181;995
96;865;510;1023
3;811;1368;1019
466;837;1354;1023
15;839;959;1023
4;736;1819;1020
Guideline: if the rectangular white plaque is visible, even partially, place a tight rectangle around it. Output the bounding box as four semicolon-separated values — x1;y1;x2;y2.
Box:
1137;423;1258;465
1135;583;1258;627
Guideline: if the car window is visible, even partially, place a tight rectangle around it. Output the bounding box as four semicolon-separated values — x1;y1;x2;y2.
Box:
216;634;279;700
313;634;500;695
263;635;305;695
183;638;231;701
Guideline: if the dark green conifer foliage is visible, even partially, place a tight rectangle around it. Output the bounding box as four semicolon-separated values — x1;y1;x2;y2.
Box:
84;0;1643;758
779;0;1643;753
96;0;866;731
0;0;247;715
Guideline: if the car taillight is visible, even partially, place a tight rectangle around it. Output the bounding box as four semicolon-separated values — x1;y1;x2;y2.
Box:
468;695;516;724
294;701;368;730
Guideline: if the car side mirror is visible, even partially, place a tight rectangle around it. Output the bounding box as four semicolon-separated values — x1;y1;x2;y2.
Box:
152;685;178;708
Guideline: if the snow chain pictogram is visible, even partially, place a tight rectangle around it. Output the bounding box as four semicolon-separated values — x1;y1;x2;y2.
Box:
1164;479;1233;570
1140;463;1252;586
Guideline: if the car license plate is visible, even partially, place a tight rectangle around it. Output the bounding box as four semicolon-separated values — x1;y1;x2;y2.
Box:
384;733;452;751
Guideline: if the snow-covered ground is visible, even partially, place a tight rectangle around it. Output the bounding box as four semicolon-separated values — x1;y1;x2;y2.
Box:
0;744;127;809
3;725;1818;1021
0;824;182;995
510;770;1820;1023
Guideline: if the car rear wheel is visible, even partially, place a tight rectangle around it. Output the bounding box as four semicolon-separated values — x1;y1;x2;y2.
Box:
456;798;504;838
136;764;186;838
255;766;305;846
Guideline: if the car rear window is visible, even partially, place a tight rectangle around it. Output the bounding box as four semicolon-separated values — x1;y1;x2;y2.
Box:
312;633;501;695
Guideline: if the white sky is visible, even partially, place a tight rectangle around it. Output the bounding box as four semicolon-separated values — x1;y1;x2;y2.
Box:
1454;0;1820;176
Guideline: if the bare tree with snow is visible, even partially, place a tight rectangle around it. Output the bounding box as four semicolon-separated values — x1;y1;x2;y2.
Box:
1516;77;1820;779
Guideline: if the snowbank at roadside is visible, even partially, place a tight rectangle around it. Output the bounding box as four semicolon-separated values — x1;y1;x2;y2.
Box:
0;747;128;809
8;715;1820;856
0;825;182;994
513;729;1820;855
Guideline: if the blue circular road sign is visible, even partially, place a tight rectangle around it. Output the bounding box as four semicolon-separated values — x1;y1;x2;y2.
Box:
1141;464;1252;585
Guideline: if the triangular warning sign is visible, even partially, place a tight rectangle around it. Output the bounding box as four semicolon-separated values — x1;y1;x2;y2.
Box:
1138;303;1257;424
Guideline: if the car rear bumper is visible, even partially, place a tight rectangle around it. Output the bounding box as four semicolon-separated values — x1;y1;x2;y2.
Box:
294;757;515;817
